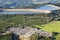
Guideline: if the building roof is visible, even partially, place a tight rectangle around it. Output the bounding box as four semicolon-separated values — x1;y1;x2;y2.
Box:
36;4;60;10
6;27;52;37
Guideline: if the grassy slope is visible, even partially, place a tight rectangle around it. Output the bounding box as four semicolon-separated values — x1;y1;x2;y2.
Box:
33;21;60;40
41;21;60;40
42;21;60;33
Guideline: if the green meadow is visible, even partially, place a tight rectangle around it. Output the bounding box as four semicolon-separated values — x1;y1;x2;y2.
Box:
42;21;60;33
34;21;60;40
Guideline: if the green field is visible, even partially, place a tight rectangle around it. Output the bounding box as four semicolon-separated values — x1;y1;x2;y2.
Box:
41;21;60;40
42;21;60;33
32;21;60;33
33;21;60;40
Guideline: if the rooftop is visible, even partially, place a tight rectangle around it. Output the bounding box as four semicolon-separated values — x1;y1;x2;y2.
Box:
6;27;53;37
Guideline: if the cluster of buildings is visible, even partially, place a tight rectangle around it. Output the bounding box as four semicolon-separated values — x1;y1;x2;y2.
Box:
1;27;53;40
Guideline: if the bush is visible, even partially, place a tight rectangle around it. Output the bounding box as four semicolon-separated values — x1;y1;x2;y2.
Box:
0;33;12;40
30;34;39;40
56;34;60;40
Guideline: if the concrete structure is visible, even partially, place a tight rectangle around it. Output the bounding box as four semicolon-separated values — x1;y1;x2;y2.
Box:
0;27;53;40
2;27;52;40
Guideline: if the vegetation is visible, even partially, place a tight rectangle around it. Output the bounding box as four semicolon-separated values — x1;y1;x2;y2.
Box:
0;14;60;40
0;33;12;40
35;21;60;40
56;34;60;40
30;34;39;40
0;14;48;31
30;34;52;40
42;21;60;32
